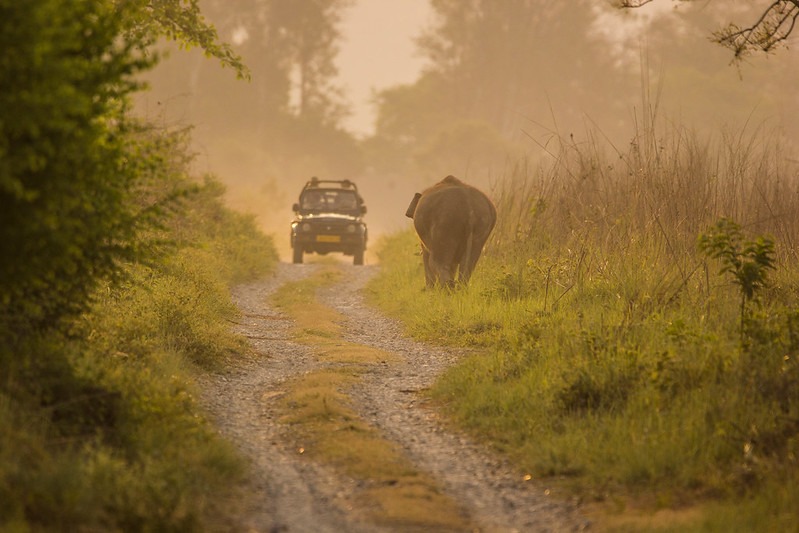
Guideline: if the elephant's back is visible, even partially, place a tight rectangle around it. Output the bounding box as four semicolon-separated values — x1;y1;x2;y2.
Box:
413;176;496;239
413;185;471;232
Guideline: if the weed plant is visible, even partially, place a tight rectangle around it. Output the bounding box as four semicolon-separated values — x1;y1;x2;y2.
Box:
368;120;799;529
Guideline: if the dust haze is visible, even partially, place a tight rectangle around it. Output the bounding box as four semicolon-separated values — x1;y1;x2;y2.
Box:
134;0;799;261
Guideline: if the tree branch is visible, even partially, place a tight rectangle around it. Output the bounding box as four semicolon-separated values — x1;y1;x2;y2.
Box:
618;0;799;61
617;0;657;7
713;0;799;59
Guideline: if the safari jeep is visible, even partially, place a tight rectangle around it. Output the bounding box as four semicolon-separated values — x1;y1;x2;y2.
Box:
290;177;368;265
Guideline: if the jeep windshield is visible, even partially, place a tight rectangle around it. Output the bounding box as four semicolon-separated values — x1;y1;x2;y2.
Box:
299;189;359;214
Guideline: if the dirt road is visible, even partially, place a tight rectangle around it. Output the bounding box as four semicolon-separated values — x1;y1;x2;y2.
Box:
201;262;588;532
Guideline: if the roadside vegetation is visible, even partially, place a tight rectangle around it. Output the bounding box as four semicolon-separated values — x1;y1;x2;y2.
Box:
0;125;278;531
368;120;799;531
0;1;277;530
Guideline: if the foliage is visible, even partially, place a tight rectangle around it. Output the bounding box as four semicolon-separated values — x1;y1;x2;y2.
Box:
0;0;154;337
413;120;520;182
366;0;633;181
698;218;776;303
148;0;360;185
0;0;249;339
0;1;278;529
699;217;777;337
120;0;249;78
366;0;798;188
369;123;799;530
619;0;799;61
0;125;277;531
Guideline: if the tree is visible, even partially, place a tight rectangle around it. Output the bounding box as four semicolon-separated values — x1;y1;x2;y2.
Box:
0;0;146;335
271;0;352;125
368;0;635;179
144;0;363;188
199;0;351;124
421;0;633;130
619;0;799;60
0;0;242;338
119;0;249;79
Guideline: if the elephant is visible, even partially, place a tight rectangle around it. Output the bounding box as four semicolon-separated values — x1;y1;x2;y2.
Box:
405;175;496;288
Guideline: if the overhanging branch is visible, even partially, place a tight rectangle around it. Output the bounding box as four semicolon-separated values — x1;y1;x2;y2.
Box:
617;0;657;6
713;0;799;59
618;0;799;61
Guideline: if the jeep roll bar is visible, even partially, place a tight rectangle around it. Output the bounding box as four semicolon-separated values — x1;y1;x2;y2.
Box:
305;177;358;192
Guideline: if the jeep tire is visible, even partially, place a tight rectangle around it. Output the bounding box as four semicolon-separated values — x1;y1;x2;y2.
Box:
353;247;364;266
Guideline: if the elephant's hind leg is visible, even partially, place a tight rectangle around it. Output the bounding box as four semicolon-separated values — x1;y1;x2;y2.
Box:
421;247;436;289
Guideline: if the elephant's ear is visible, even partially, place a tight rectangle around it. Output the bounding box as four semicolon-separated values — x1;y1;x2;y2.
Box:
405;192;422;219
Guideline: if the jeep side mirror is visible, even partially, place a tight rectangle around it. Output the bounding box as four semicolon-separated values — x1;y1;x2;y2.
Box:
292;203;300;212
360;205;367;215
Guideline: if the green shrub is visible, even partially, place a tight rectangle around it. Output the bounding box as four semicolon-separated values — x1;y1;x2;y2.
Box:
0;2;275;530
0;122;277;533
0;0;157;336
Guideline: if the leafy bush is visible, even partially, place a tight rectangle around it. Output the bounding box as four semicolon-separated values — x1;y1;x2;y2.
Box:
0;0;155;336
0;168;277;531
0;1;277;530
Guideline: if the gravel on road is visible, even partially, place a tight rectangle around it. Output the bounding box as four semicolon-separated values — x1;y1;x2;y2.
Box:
200;262;588;532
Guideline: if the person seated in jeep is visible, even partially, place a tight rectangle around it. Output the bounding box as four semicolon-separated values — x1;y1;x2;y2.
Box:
336;193;356;210
301;190;325;211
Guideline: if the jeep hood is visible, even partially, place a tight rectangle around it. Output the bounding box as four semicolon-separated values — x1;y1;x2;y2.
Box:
296;212;361;222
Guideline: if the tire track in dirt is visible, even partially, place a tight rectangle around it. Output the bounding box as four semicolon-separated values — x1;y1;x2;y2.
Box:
201;261;588;532
201;263;370;533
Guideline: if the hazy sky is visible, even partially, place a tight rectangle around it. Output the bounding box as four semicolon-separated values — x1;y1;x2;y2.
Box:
336;0;432;136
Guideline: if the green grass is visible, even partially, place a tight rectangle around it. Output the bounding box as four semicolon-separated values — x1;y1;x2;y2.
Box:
367;123;799;531
0;177;279;531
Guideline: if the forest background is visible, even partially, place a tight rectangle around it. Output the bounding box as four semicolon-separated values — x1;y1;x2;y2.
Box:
137;0;799;252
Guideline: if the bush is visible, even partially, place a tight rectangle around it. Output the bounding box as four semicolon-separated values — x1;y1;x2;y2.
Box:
0;124;277;533
0;2;277;530
0;0;155;336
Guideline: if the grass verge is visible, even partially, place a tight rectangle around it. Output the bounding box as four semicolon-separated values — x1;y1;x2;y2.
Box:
366;122;799;531
0;176;279;531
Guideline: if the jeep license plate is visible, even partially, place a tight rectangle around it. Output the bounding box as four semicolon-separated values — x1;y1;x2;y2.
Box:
316;235;341;243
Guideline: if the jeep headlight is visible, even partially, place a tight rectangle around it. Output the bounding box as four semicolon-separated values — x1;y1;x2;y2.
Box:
302;223;312;232
347;224;356;233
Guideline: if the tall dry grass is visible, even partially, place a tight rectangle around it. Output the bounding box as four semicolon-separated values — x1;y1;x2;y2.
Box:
494;118;799;260
368;114;799;530
487;113;799;320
